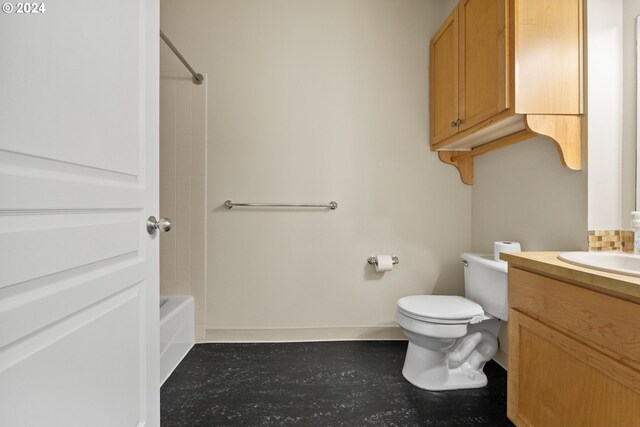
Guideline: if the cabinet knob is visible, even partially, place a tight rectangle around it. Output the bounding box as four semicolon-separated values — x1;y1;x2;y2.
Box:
451;119;464;128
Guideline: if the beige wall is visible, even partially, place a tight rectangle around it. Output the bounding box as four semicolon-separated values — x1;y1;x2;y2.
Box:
471;137;587;254
160;0;589;368
623;0;640;218
161;0;472;340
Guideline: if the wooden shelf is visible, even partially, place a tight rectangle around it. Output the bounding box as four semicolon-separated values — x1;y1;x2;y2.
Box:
436;115;581;185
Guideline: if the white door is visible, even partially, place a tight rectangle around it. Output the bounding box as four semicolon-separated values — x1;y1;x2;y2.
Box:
0;1;160;426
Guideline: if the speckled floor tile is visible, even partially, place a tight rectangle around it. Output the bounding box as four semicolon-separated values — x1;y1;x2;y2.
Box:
161;341;514;426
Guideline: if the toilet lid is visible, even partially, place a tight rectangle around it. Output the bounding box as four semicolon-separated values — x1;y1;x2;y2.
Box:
397;295;483;321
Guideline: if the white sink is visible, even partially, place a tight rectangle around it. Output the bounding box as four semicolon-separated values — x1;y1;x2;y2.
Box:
558;251;640;278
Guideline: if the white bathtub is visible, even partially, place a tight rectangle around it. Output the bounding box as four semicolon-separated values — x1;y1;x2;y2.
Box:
160;296;195;385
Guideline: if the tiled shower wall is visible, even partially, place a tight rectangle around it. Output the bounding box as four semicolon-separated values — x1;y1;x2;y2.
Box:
160;72;207;341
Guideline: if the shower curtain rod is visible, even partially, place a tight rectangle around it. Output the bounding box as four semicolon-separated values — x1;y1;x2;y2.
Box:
160;30;204;85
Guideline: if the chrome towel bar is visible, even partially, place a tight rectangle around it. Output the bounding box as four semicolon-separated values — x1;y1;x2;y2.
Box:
224;200;338;210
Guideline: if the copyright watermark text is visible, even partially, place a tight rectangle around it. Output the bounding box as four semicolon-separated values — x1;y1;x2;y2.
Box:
2;3;46;14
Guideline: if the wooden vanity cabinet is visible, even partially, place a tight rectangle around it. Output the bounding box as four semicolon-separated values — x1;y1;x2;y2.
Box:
507;267;640;427
430;0;583;185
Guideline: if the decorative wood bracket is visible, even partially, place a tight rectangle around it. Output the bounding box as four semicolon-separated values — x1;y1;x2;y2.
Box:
438;115;581;185
525;115;581;170
438;151;474;185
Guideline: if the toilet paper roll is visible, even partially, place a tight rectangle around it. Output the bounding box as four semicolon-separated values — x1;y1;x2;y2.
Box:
375;255;394;272
494;241;521;262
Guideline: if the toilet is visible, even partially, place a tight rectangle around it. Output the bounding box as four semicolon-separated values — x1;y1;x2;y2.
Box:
396;253;507;391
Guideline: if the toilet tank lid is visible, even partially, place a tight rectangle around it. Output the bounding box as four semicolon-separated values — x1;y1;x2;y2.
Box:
461;253;508;273
397;295;483;320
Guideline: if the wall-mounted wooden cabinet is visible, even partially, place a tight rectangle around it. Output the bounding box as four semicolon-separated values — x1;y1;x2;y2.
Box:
430;0;583;184
431;0;509;145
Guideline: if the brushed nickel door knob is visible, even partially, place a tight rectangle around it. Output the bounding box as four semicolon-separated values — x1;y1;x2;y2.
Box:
147;216;172;234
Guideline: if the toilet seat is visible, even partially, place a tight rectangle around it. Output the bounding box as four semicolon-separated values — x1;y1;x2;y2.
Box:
397;295;484;325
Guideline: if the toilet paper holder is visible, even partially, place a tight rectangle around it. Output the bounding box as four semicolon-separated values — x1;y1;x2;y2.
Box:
367;256;399;266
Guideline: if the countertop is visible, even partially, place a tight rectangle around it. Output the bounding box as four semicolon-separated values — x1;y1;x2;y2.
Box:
500;251;640;303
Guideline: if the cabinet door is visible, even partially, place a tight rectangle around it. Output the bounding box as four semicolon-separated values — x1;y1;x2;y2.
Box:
430;8;459;145
508;310;640;427
459;0;509;131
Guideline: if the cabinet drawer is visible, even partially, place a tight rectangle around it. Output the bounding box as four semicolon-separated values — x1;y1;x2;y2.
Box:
509;267;640;371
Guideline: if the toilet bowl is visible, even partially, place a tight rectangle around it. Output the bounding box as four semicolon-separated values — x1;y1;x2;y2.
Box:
396;253;507;391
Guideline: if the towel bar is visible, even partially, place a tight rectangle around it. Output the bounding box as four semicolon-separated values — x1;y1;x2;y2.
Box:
224;200;338;210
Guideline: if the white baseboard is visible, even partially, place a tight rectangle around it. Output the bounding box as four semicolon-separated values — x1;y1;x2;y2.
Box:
204;327;509;373
205;326;407;343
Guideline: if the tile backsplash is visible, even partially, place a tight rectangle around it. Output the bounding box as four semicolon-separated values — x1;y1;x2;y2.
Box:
588;230;634;252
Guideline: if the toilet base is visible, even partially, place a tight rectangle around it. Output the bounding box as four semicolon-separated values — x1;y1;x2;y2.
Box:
400;319;500;391
401;341;488;390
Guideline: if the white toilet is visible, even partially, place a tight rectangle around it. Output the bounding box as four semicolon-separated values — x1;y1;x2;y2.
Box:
396;253;507;391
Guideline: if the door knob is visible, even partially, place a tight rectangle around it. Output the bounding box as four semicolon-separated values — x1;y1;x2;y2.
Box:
147;216;172;234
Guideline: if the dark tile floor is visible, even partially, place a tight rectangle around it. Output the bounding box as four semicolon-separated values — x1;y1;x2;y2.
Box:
161;341;514;426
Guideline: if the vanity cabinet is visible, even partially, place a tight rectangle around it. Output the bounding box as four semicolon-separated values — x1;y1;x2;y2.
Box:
430;0;583;185
506;261;640;427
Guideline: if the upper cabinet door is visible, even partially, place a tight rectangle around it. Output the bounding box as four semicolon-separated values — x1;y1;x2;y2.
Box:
430;8;459;145
458;0;509;131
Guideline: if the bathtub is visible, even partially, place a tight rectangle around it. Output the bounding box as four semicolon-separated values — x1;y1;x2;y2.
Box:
160;296;195;385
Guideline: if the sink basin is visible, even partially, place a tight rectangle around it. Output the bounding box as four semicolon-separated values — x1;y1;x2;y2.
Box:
558;251;640;278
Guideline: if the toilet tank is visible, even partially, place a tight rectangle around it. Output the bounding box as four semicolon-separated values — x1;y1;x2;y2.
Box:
461;253;508;321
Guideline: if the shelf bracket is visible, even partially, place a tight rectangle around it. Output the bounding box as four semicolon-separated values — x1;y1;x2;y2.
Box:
525;115;582;170
438;151;474;185
438;129;536;185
